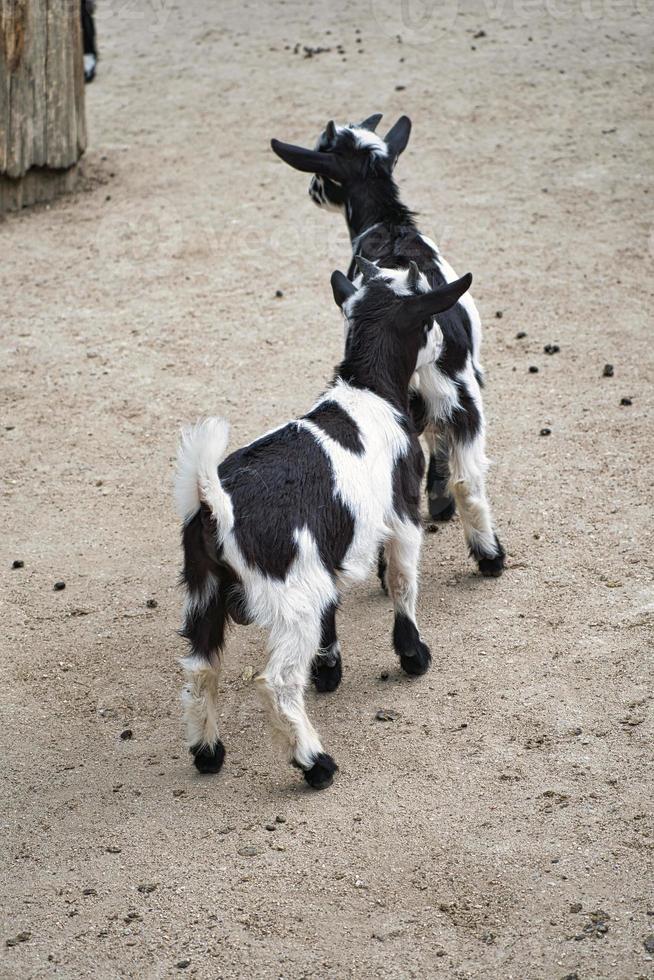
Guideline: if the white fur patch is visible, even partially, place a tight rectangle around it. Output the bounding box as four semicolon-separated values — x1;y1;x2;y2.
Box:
348;126;388;158
382;265;427;296
222;525;337;636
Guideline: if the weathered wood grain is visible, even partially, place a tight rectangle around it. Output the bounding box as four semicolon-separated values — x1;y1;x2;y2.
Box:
0;0;86;209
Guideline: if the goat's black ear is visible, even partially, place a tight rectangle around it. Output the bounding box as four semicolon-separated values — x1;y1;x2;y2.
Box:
354;254;380;283
331;270;357;308
407;273;472;320
270;139;344;181
384;116;412;168
325;120;337;142
360;112;383;132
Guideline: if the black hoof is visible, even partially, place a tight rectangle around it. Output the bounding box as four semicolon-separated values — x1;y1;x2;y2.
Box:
302;752;338;790
393;613;432;677
473;534;506;578
428;496;456;522
190;740;225;774
478;554;505;577
399;640;432;676
311;648;342;693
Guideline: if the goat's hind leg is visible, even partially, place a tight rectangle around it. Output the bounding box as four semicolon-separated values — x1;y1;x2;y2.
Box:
310;601;342;693
180;582;227;773
425;427;456;522
447;385;505;577
179;508;229;774
412;392;455;522
258;620;338;790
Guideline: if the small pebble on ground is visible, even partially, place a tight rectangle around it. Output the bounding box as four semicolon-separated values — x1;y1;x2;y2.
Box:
376;709;397;721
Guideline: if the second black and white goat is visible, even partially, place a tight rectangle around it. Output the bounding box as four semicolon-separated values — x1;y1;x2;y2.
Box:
175;263;472;790
271;115;505;576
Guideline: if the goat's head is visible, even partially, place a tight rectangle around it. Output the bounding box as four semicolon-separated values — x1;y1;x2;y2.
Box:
331;257;472;389
271;114;411;212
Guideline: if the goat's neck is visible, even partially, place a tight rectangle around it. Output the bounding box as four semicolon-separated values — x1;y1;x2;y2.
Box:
335;350;415;418
344;176;415;242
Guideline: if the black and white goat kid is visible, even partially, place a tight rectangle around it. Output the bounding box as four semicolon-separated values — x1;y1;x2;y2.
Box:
271;115;505;576
175;263;472;789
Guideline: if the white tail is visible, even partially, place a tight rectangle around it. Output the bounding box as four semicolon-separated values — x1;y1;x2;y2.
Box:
174;418;233;536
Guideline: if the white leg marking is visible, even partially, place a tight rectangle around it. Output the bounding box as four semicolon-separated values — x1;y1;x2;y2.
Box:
256;619;325;770
448;426;499;560
385;518;422;621
181;660;221;750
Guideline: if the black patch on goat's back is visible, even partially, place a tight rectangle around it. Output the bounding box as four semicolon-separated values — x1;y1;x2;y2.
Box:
218;423;355;580
303;400;364;455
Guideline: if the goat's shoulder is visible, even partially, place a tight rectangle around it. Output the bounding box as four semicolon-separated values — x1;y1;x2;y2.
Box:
320;380;410;459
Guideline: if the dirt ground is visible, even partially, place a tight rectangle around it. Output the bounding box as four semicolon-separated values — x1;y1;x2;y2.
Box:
1;1;653;978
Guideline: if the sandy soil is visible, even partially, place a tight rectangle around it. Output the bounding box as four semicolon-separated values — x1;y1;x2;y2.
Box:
1;1;653;978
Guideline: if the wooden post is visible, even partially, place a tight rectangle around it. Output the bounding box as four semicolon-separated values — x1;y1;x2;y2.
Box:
0;0;87;211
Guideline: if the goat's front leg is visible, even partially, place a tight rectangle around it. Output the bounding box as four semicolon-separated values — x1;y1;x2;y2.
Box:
386;519;432;677
310;601;342;693
257;621;338;790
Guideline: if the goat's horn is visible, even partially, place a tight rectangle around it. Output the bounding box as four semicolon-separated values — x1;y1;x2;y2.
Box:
407;261;420;289
354;255;380;283
360;113;383;132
